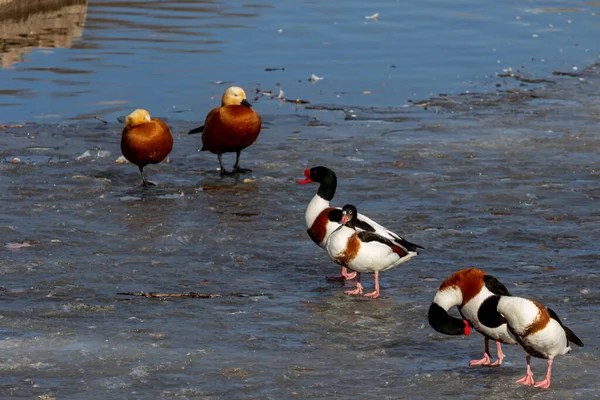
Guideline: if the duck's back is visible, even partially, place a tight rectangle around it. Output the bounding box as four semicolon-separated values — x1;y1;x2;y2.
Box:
202;105;261;153
498;297;543;333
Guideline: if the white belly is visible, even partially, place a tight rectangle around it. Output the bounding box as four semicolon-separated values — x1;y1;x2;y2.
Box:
347;244;403;273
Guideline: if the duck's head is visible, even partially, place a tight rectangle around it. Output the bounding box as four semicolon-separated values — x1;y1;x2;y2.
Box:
125;109;151;128
340;204;358;226
296;166;338;201
222;86;252;108
296;166;336;185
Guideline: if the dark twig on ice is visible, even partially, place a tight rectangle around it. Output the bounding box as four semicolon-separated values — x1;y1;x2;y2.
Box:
93;116;108;124
117;291;273;299
552;70;581;78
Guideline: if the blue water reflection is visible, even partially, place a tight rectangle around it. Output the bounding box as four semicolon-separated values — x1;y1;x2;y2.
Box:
0;1;598;124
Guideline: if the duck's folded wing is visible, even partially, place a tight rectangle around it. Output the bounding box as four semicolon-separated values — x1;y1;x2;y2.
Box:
357;231;409;257
483;274;511;296
356;212;423;252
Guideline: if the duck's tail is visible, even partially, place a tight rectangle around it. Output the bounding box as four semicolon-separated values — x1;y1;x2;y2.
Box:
188;125;204;135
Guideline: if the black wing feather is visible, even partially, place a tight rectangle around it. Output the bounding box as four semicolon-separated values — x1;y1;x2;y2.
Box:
483;274;511;296
563;326;584;347
188;125;205;135
352;216;422;252
547;307;563;325
328;208;343;223
357;231;397;248
354;219;376;232
393;237;423;252
477;295;506;328
388;232;424;250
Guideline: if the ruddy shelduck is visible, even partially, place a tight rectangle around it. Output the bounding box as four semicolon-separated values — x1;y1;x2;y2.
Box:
121;109;173;186
188;86;261;175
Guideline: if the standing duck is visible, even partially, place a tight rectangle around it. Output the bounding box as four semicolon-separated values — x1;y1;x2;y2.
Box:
478;295;584;389
121;109;173;186
324;204;418;299
297;166;422;281
188;86;261;175
428;268;517;367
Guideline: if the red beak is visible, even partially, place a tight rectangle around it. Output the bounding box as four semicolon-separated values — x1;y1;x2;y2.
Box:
463;319;471;335
341;215;349;225
296;168;312;184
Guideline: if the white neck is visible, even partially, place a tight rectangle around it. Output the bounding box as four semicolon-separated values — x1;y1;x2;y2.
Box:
433;287;463;310
305;194;330;228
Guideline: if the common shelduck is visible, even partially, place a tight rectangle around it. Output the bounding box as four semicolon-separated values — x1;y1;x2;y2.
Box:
324;204;418;299
428;268;517;367
188;86;261;175
297;166;422;282
121;109;173;187
478;295;584;389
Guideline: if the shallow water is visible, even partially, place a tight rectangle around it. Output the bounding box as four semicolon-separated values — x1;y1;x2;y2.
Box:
1;0;600;399
1;0;600;123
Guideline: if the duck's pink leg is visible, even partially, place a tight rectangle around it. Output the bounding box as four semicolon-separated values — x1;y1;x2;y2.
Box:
488;340;506;367
364;272;380;299
342;267;357;280
533;359;552;389
469;337;492;366
326;266;357;281
516;355;534;386
345;273;363;295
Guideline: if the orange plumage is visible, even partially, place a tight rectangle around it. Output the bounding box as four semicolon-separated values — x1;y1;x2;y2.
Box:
188;86;261;175
439;268;486;305
121;109;173;186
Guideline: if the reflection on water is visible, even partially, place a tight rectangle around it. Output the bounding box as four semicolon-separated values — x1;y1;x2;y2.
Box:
0;0;598;123
0;0;88;68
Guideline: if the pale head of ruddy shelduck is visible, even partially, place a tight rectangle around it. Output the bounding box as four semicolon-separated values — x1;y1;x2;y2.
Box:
221;86;249;107
125;109;151;128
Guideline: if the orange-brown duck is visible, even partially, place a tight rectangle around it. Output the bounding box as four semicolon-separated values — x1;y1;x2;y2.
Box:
188;86;261;175
121;109;173;186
